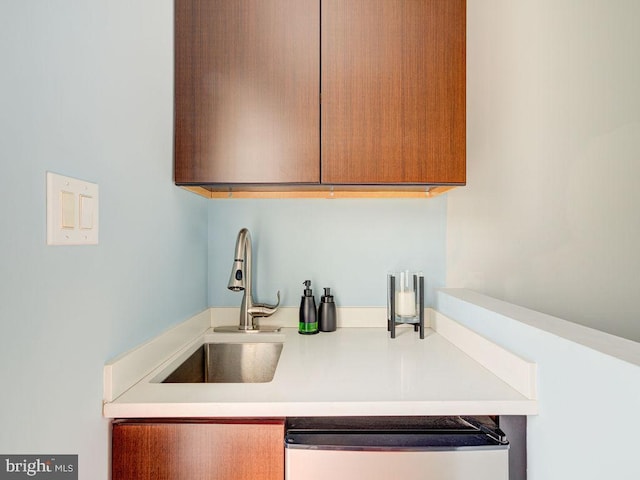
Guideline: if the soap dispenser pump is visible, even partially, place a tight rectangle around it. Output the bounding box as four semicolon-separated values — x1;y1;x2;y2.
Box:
299;280;318;335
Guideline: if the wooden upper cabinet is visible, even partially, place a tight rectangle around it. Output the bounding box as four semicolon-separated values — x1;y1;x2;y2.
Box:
321;0;466;185
174;0;320;184
174;0;465;188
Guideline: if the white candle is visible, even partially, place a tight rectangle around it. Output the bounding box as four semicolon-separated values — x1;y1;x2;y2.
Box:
395;290;416;317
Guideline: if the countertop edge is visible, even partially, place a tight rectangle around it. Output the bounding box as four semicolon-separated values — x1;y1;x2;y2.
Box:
103;400;538;419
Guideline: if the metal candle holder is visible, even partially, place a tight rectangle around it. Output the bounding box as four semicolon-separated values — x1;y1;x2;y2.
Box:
387;272;425;339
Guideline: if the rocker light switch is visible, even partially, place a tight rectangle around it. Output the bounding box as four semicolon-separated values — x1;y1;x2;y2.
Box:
47;172;99;245
61;191;76;229
79;194;94;229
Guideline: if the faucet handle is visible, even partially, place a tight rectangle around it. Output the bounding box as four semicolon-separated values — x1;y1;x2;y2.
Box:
248;291;280;318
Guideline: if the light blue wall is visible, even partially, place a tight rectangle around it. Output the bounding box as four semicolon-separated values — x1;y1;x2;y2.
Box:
208;198;447;309
437;290;640;480
0;1;208;479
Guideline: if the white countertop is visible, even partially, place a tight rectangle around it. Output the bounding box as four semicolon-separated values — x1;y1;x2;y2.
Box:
103;309;537;418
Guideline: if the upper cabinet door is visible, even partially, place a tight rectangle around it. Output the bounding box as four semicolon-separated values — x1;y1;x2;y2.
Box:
321;0;466;185
175;0;320;184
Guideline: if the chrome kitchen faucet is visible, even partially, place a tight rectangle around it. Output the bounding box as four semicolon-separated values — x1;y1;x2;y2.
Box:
214;228;281;333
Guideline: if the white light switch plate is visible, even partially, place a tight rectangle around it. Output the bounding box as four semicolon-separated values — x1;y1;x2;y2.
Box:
46;172;99;245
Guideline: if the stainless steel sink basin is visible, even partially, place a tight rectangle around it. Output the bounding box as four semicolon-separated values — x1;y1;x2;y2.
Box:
161;342;283;383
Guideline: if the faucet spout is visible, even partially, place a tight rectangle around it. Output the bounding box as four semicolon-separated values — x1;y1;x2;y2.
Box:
217;228;281;333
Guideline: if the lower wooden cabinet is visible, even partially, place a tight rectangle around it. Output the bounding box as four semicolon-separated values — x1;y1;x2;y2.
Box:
112;419;285;480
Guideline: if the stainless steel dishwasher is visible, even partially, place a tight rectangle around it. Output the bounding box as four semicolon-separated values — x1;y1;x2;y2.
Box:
285;416;509;480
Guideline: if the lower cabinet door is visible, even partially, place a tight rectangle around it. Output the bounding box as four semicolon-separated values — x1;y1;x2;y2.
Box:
112;419;285;480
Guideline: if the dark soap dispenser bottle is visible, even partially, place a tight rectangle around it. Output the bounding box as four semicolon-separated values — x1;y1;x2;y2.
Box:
299;280;318;335
319;287;337;332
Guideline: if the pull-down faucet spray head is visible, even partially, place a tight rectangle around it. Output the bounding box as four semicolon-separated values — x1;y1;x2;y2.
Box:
228;259;245;291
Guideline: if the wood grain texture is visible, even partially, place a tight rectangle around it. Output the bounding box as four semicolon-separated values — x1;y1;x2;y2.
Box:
174;0;320;184
321;0;466;185
112;419;285;480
